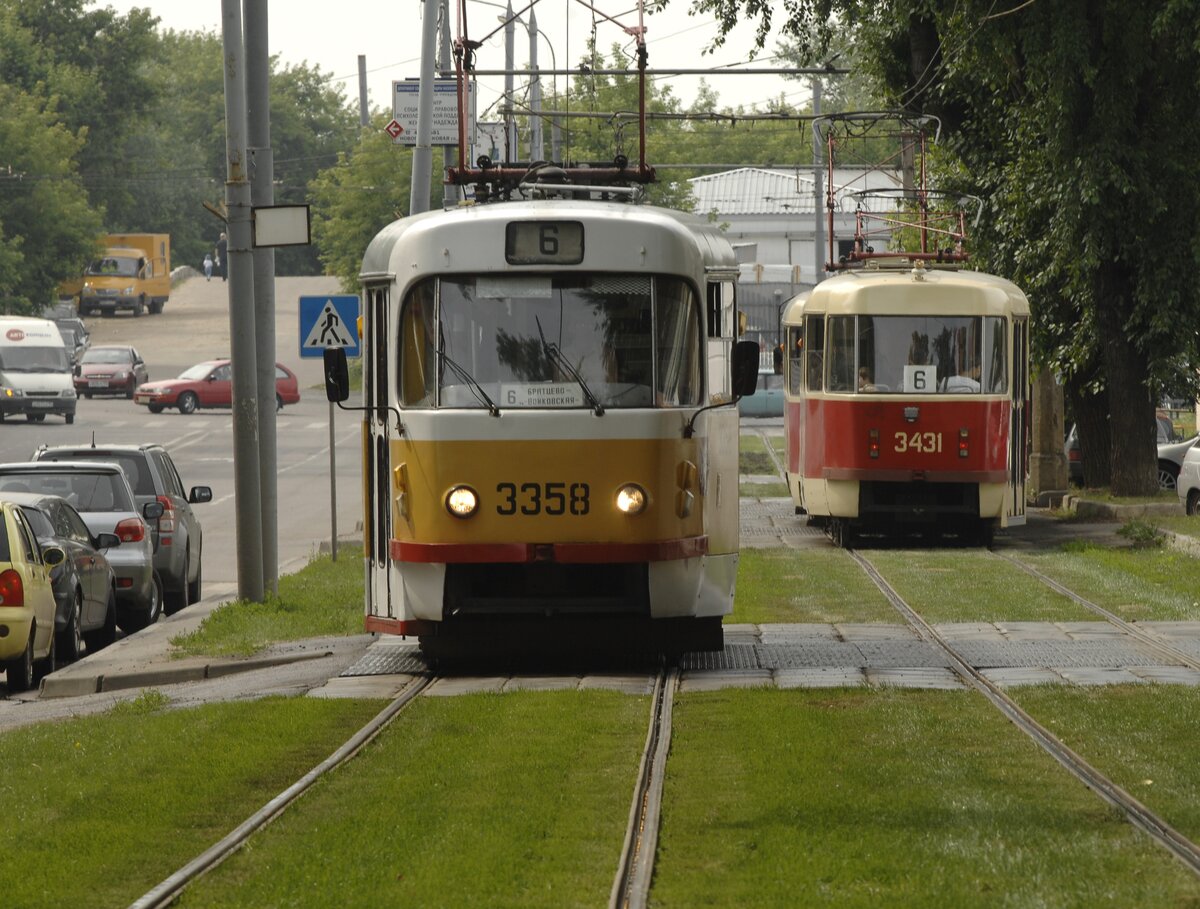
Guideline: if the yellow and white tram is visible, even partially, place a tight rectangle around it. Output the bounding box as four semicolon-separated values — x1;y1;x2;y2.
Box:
326;190;758;656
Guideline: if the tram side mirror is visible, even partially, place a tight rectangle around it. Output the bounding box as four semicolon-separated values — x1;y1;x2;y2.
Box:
731;340;760;398
324;347;350;403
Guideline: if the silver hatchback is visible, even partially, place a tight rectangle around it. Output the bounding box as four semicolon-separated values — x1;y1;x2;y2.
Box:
0;462;163;633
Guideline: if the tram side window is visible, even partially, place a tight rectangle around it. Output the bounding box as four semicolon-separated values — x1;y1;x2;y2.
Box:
984;316;1007;394
827;316;856;392
787;326;804;394
804;316;824;391
398;279;437;407
656;282;702;406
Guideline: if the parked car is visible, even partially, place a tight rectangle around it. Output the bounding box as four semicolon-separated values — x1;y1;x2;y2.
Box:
2;492;119;661
73;344;148;399
1176;439;1200;514
0;463;163;633
0;499;62;692
133;358;300;414
34;443;210;614
54;317;90;365
1064;417;1198;490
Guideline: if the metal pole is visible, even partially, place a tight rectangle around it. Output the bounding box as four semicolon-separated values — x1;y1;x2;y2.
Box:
328;400;338;560
410;0;439;215
503;1;515;162
220;0;264;603
528;6;542;161
812;79;825;281
245;0;278;595
357;55;369;128
439;0;459;205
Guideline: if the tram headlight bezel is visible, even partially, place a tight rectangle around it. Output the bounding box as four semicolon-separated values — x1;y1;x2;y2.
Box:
615;483;648;515
445;485;480;518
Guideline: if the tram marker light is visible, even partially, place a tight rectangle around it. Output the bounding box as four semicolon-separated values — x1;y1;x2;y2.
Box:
616;484;647;515
959;428;969;458
868;428;880;459
445;486;479;518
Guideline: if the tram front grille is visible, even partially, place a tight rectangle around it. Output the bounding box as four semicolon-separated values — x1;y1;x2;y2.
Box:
444;562;650;617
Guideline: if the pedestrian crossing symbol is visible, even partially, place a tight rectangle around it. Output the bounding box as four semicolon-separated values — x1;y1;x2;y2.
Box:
299;295;360;359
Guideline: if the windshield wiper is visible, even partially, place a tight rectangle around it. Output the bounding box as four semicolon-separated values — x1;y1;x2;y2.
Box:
440;350;500;416
535;318;605;416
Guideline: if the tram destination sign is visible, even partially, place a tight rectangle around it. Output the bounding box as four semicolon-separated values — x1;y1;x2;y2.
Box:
391;79;475;147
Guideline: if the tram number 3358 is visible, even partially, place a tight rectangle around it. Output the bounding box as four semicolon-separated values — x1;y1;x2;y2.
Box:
496;482;590;515
893;431;943;453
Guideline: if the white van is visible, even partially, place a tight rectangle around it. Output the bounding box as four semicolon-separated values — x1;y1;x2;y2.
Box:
0;317;77;424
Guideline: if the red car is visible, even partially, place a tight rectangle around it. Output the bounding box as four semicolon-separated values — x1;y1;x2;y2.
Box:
74;345;149;399
133;359;300;414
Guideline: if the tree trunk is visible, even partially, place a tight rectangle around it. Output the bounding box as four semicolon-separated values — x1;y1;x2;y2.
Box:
1066;382;1110;488
1095;260;1157;496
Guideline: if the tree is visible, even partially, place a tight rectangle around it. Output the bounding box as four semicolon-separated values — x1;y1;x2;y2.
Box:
685;0;1200;495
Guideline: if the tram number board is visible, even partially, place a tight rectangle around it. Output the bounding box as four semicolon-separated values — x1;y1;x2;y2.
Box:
506;221;584;265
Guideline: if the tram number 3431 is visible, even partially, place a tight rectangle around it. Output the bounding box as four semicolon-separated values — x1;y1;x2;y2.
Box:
893;431;943;453
496;482;591;516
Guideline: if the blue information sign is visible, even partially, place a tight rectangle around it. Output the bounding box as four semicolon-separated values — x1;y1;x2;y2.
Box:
299;295;360;359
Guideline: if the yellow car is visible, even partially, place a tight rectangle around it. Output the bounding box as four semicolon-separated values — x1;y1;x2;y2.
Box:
0;500;64;692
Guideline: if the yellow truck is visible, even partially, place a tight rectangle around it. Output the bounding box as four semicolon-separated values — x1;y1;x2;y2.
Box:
76;233;171;317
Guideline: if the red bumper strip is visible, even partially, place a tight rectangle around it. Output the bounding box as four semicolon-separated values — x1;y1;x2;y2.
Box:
822;468;1009;483
390;536;708;564
365;616;435;637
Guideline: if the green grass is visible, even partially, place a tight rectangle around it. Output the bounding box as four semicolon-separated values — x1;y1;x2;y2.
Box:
1015;685;1200;843
178;691;647;908
733;549;897;624
171;554;363;657
739;481;790;498
653;688;1200;907
1153;513;1200;538
864;550;1094;623
1016;545;1200;622
0;694;384;909
738;434;777;476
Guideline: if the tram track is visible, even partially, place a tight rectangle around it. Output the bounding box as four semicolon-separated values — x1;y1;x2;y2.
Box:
128;675;433;909
849;548;1200;877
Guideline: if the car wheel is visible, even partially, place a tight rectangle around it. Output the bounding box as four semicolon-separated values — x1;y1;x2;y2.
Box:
57;590;84;663
1158;461;1179;491
34;630;56;684
164;556;188;615
133;295;145;317
276;393;284;412
4;631;34;693
1188;490;1200;517
147;404;164;414
187;555;202;605
178;391;199;415
65;413;75;424
83;391;93;399
125;380;135;400
84;588;118;652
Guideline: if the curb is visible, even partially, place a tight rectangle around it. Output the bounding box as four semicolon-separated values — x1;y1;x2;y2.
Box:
39;650;333;700
1061;495;1182;520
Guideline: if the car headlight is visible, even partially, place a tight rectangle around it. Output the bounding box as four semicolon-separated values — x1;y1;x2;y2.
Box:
121;285;135;295
113;371;127;380
1;387;23;398
61;389;76;398
445;485;479;518
615;483;647;515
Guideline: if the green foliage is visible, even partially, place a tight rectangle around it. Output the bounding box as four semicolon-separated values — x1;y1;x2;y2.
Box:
1115;519;1166;548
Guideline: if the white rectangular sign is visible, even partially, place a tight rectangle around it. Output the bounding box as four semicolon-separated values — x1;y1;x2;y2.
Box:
501;383;585;408
392;79;475;147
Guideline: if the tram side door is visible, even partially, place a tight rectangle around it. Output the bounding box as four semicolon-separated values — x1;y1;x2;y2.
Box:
364;284;392;616
1008;317;1029;523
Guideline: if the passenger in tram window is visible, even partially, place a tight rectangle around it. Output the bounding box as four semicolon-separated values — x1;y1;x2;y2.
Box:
941;363;982;393
858;366;873;391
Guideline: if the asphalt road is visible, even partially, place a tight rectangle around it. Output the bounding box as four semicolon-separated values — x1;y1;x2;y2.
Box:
0;274;365;588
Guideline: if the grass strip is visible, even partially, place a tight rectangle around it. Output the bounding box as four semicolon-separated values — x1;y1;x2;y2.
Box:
172;553;364;657
1018;544;1200;622
1015;685;1200;843
865;549;1094;623
739;433;778;476
0;694;383;909
654;687;1200;907
179;691;647;908
733;549;897;624
739;481;790;499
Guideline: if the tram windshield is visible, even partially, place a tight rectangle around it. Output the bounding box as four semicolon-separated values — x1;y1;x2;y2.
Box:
824;314;1007;395
398;274;702;409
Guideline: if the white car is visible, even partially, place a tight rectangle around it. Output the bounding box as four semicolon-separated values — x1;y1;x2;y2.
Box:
1177;440;1200;514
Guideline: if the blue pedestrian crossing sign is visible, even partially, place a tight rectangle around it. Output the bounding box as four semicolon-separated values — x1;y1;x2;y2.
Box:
300;295;360;359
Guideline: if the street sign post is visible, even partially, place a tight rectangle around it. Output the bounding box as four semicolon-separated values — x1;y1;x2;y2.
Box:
298;294;361;561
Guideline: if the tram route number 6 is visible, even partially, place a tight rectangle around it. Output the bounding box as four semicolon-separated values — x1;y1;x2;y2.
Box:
497;481;590;516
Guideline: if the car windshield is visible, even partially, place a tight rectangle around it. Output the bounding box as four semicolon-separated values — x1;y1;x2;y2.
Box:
18;506;53;538
398;273;702;410
81;348;131;365
85;256;139;277
0;472;133;512
179;363;218;380
0;345;71;373
38;451;156;496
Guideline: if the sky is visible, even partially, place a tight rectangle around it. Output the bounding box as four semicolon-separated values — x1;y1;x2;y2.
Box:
95;0;811;120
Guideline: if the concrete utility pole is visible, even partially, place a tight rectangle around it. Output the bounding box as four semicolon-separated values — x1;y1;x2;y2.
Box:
439;0;459;205
220;0;264;602
358;55;369;128
244;0;278;594
528;5;542;161
812;79;825;283
504;1;516;162
410;0;439;215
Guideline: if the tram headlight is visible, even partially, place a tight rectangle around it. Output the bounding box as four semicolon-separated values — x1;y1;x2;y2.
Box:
615;484;647;515
445;485;479;518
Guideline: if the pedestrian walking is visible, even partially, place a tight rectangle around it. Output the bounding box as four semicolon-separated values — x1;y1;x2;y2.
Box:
203;253;213;281
215;232;228;281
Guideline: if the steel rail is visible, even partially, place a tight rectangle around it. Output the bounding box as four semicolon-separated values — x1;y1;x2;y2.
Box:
849;549;1200;877
609;666;678;909
128;675;434;909
992;550;1200;673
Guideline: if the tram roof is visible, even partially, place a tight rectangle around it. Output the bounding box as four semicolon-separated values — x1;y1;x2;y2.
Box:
782;265;1030;323
360;199;737;282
